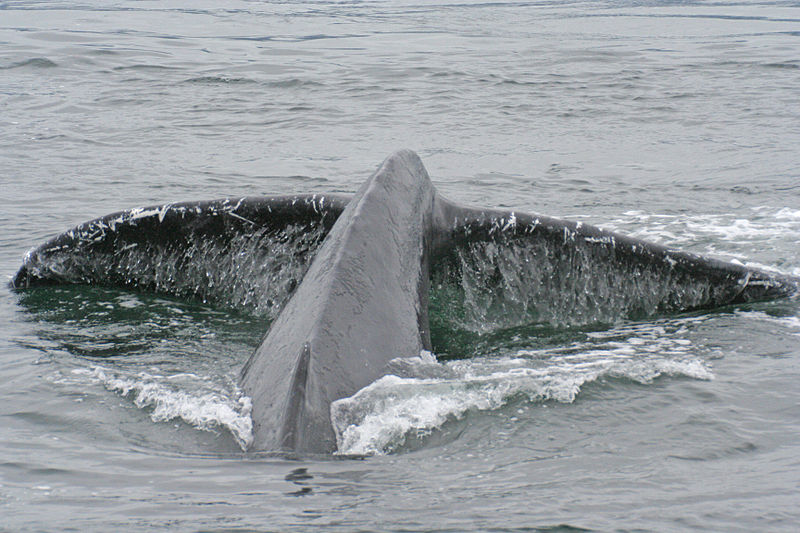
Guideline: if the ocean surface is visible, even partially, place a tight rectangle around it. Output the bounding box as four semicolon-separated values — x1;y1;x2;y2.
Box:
2;0;799;531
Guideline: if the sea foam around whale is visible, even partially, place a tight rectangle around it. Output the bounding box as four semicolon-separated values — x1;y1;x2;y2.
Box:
70;366;255;449
331;318;717;456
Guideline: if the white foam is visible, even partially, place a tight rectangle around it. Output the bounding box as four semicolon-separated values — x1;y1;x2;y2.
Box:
606;209;800;256
331;332;714;456
774;207;800;220
73;366;253;449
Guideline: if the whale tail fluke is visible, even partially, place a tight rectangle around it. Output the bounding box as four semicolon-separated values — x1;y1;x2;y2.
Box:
11;150;798;454
10;194;350;318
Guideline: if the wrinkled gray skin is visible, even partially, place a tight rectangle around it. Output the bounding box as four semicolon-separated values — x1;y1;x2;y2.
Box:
12;150;799;454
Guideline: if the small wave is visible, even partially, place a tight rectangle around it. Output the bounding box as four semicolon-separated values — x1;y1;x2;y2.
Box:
1;57;58;70
763;61;800;70
332;326;713;456
72;366;253;449
266;78;325;89
183;75;257;85
112;64;180;72
773;207;800;220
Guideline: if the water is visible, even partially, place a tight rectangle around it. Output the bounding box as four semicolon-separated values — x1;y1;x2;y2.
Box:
2;0;800;530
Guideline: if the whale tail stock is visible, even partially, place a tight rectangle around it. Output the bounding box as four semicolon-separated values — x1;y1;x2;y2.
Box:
11;150;799;454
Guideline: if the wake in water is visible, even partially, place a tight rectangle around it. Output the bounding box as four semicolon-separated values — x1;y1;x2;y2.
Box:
18;286;261;451
331;318;717;456
72;366;254;449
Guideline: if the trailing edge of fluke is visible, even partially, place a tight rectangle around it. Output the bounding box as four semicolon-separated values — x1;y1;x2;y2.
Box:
11;150;799;454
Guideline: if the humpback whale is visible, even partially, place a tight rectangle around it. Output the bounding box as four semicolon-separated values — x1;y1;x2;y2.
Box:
11;150;799;453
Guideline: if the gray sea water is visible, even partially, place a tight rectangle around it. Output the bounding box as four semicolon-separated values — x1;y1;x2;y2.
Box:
2;1;800;531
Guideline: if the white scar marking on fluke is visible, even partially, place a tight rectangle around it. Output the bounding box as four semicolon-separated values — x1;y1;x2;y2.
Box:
227;211;256;225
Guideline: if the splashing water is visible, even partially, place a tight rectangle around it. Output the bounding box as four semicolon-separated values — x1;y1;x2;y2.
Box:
73;366;254;449
19;286;260;451
605;207;800;275
332;318;717;456
26;221;328;319
432;235;723;335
